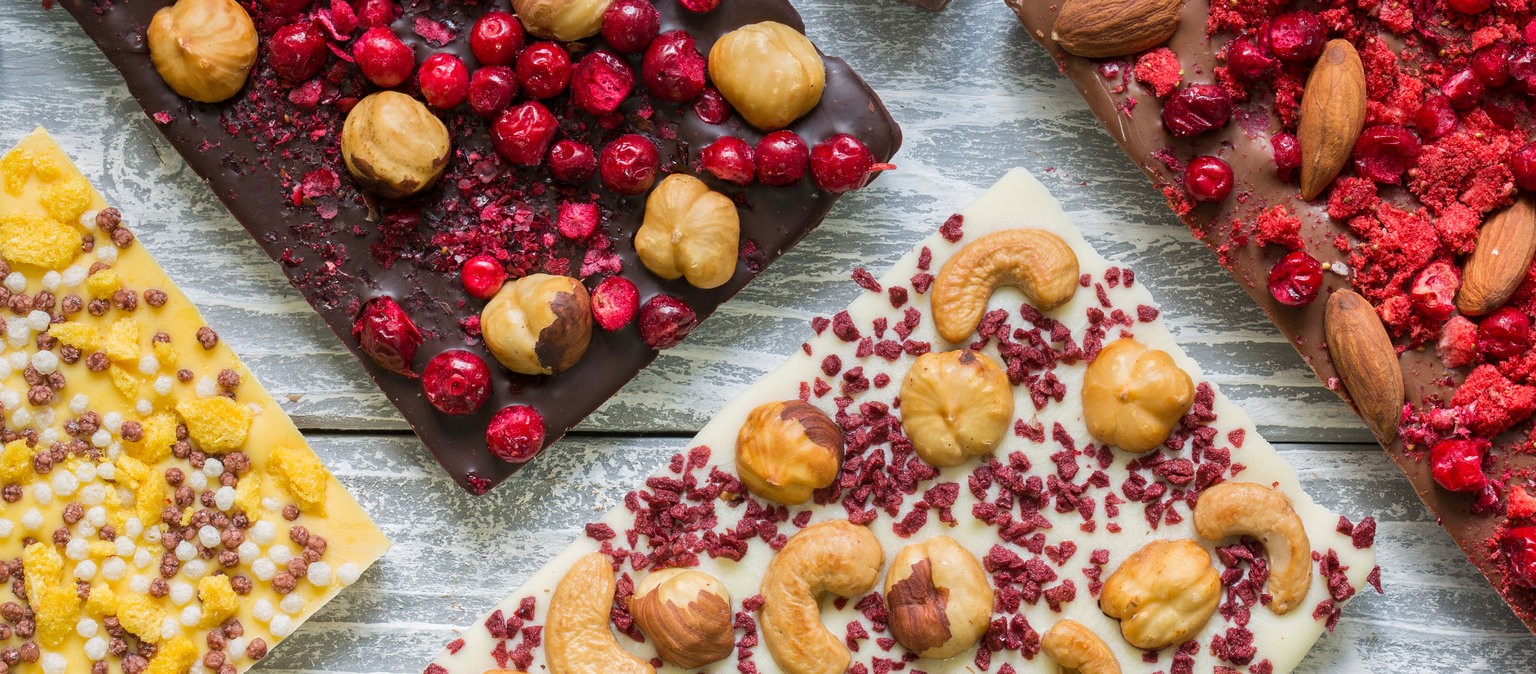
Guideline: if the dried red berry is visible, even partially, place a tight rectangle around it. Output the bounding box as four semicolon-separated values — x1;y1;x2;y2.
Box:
1225;38;1278;81
1511;45;1536;94
639;294;698;349
352;297;423;377
693;87;731;124
1413;95;1458;140
1410;261;1459;321
1161;84;1234;137
642;30;707;103
467;66;518;118
558;201;600;240
548;139;597;184
418;53;470;110
680;0;719;11
591;276;640;331
470;11;525;67
810;134;889;193
1183;155;1234;202
1272;133;1301;181
1449;0;1491;14
1267;251;1323;307
1442;69;1485;111
756;130;810;186
1513;142;1536;191
354;0;397;27
1473;43;1513;87
1350;125;1421;185
460;255;506;300
260;0;311;16
353;27;415;88
486;405;546;463
601;0;661;53
1478;306;1531;361
1430;439;1488;492
491;101;559;166
422;350;491;415
571;50;635;116
1503;527;1536;588
1265;12;1325;63
700;137;755;185
599;134;660;195
267;22;328;83
516;42;573;99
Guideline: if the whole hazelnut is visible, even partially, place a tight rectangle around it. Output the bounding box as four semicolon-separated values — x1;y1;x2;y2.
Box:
480;274;593;375
1081;338;1194;453
341;91;452;199
628;568;733;668
898;350;1013;468
735;400;842;504
512;0;614;41
884;536;993;660
147;0;258;103
708;21;826;131
635;174;740;290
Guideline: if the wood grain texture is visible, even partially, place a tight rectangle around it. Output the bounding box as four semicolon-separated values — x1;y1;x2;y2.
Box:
3;0;1527;670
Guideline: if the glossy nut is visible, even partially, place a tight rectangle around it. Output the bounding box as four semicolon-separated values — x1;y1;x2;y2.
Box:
708;22;826;130
1099;539;1221;650
635;174;740;289
512;0;612;40
899;350;1013;468
1193;481;1312;615
761;520;884;674
341;91;452;199
546;553;656;674
1041;620;1121;674
736;400;842;505
1081;338;1194;453
481;274;593;375
147;0;258;103
884;536;993;660
629;568;734;668
931;229;1080;344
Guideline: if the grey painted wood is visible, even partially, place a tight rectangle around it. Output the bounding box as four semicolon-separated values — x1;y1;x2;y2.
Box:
1;0;1524;671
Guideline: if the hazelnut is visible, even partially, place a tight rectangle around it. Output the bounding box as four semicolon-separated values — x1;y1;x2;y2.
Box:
898;350;1013;468
708;22;826;131
884;536;993;660
1081;337;1194;453
1099;539;1221;650
341;91;452;199
735;400;842;505
635;174;741;290
628;568;733;668
512;0;613;41
481;274;593;375
147;0;258;103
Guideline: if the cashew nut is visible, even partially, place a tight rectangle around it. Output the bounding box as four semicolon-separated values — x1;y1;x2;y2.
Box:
546;553;655;674
898;350;1014;468
931;229;1080;344
1192;482;1312;615
884;535;994;660
760;520;885;674
1099;539;1221;650
1041;619;1121;674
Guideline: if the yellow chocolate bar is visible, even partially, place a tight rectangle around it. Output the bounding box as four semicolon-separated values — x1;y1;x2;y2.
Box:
0;129;389;673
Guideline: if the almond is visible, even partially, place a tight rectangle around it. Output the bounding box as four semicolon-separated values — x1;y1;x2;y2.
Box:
1051;0;1183;58
1297;39;1366;201
1324;289;1403;444
1457;197;1536;316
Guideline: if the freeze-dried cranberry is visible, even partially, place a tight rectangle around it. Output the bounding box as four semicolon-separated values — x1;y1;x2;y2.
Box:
491;101;559;166
602;0;661;53
1478;306;1531;361
1350;125;1421;185
642;30;707;102
700;137;755;185
1513;142;1536;191
599;134;660;196
639;295;698;349
267;22;328;83
418;53;469;110
1473;43;1513;86
486;405;545;463
352;297;423;377
1511;45;1536;94
557;202;600;240
756;131;809;186
352;27;414;88
1266;251;1322;307
1409;261;1459;320
570;50;634;116
470;11;525;67
1272;133;1301;181
1161;84;1233;137
1449;0;1491;14
591;277;640;332
1265;12;1325;63
460;255;506;300
548;140;597;184
1429;439;1488;492
1413;96;1457;140
467;66;518;118
354;0;396;27
516;42;573;99
260;0;310;14
693;87;730;124
810;134;890;193
422;350;491;416
1225;38;1278;81
1442;69;1485;110
680;0;719;11
1502;527;1536;587
1184;155;1234;202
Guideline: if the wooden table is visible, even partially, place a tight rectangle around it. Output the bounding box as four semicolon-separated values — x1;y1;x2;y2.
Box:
1;0;1520;671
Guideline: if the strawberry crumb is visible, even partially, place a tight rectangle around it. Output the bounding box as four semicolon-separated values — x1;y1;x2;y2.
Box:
1133;48;1183;98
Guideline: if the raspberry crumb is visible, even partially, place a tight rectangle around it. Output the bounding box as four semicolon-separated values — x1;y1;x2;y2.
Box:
1133;48;1183;98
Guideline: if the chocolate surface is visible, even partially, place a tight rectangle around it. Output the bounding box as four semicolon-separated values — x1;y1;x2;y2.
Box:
61;0;900;493
1007;0;1536;631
